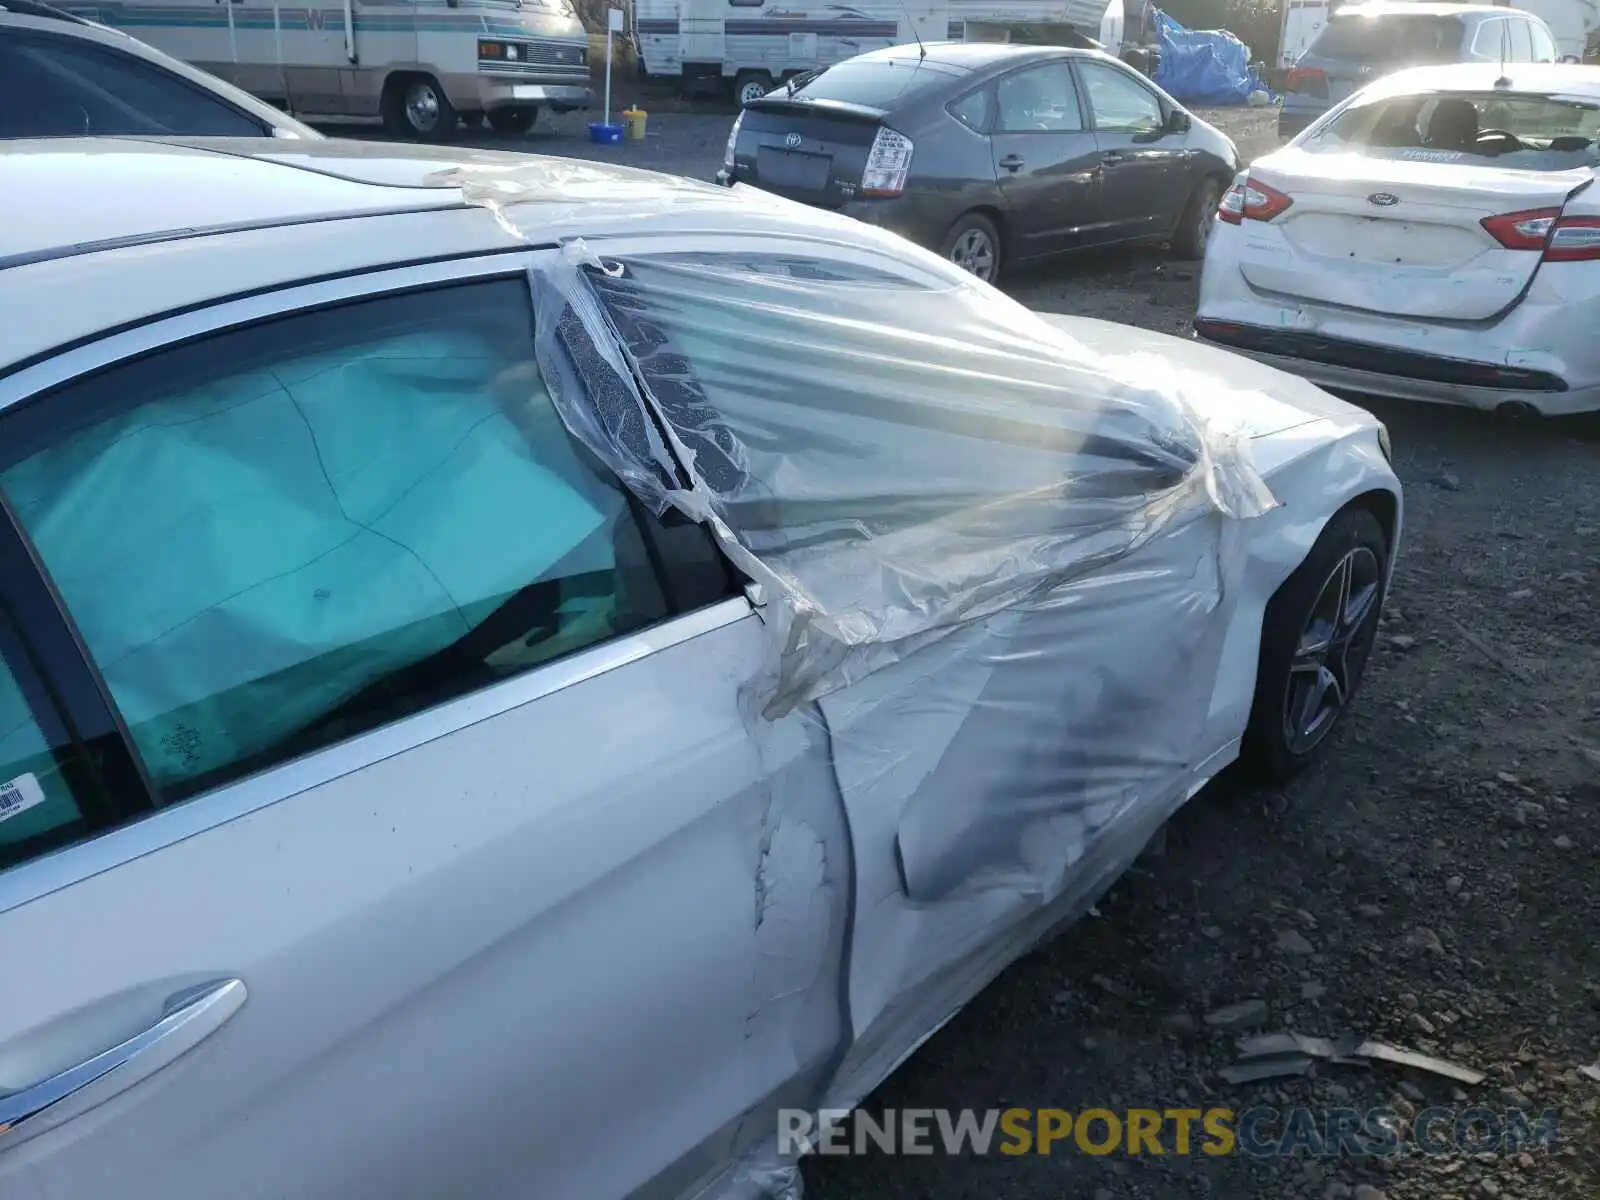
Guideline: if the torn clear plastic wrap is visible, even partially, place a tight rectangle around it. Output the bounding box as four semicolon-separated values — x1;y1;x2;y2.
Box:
528;240;1276;719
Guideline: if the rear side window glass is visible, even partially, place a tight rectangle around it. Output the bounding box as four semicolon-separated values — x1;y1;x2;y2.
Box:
1530;21;1558;60
1473;18;1529;60
949;87;991;131
1308;14;1466;63
779;58;961;110
1514;19;1536;60
995;63;1084;132
0;32;267;138
0;280;696;798
1305;91;1600;169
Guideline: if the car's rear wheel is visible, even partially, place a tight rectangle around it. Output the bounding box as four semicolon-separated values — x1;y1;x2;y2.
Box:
1241;507;1388;782
383;73;458;142
940;213;1002;283
1171;178;1223;260
735;71;774;107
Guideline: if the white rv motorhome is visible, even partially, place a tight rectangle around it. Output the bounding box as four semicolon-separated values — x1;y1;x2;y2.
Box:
1279;0;1600;65
59;0;593;140
634;0;1126;103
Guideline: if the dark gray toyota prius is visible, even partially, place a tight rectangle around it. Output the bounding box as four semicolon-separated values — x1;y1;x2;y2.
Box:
715;42;1241;282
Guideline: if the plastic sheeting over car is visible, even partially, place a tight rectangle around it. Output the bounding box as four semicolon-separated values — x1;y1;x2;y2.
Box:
402;168;1290;1198
1152;6;1265;104
526;239;1276;719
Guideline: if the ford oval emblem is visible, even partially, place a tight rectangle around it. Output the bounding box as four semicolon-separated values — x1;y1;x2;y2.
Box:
785;132;802;149
1368;192;1399;207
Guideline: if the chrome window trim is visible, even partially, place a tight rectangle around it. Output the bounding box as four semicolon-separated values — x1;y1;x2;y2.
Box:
0;249;755;915
0;250;552;411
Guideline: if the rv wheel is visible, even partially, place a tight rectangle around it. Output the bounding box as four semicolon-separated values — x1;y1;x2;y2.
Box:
383;73;459;143
735;71;774;107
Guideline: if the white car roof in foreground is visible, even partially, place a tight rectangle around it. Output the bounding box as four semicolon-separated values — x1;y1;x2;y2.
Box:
1355;62;1600;103
1330;1;1523;16
0;137;846;371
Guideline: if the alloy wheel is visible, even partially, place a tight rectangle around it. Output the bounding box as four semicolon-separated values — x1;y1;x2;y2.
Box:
949;229;996;281
1281;546;1382;754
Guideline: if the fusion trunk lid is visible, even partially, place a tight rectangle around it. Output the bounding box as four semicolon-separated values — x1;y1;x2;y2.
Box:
1230;149;1593;320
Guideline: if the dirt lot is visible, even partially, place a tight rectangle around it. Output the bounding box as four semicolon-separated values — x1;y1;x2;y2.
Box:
380;102;1600;1199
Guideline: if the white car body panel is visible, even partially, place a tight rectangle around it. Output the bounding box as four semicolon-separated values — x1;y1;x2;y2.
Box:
1198;63;1600;416
0;138;1402;1200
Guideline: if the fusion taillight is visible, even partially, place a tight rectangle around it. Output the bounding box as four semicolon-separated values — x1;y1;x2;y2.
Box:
861;127;914;197
1285;66;1328;99
1217;177;1294;225
1481;208;1600;261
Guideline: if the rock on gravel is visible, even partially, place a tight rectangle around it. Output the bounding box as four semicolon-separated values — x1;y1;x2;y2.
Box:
1204;999;1271;1029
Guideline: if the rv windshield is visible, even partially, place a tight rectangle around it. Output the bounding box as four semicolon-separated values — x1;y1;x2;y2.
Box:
780;58;964;111
1307;90;1600;169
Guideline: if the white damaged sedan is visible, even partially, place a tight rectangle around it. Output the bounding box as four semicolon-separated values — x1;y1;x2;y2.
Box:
1198;63;1600;418
0;138;1399;1200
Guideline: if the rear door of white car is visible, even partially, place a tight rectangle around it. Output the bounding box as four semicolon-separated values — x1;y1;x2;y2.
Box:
0;254;840;1200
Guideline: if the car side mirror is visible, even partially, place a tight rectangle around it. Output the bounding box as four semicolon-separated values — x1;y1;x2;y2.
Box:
1167;109;1191;133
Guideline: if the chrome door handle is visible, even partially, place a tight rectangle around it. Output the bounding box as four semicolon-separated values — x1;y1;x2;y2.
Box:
999;154;1025;171
1101;151;1125;165
0;978;247;1146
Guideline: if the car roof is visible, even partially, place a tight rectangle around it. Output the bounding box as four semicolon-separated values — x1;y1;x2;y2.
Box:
1329;1;1526;16
0;9;321;138
1359;61;1600;98
0;137;880;372
851;40;1095;72
0;138;470;267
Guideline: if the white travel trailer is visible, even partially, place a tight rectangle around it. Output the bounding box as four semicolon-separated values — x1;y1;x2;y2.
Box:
634;0;1127;103
59;0;594;140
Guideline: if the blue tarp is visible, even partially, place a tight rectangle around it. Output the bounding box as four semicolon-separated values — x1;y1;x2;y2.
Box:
1151;7;1266;105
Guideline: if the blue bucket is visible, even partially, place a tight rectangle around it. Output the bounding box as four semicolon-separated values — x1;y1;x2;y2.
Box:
588;121;624;144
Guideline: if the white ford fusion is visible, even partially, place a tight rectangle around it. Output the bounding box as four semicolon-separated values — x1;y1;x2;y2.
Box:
1198;63;1600;418
0;138;1399;1200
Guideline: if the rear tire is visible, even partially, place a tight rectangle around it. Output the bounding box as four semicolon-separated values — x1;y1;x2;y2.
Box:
487;106;538;136
382;73;458;142
1240;507;1389;783
939;213;1003;283
734;70;774;107
1171;177;1222;260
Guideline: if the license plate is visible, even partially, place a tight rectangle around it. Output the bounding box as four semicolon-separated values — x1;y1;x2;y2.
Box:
756;148;831;191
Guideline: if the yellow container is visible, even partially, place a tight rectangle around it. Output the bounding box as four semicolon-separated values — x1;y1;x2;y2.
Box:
623;108;648;140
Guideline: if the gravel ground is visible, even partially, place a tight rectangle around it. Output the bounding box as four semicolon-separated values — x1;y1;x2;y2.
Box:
359;101;1600;1199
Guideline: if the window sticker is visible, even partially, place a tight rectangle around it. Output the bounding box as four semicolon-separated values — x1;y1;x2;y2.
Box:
0;772;46;824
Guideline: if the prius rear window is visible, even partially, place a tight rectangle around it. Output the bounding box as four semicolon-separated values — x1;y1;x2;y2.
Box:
779;59;962;110
1305;91;1600;170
